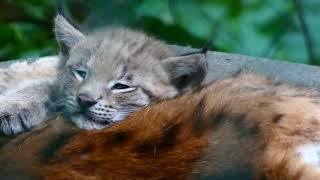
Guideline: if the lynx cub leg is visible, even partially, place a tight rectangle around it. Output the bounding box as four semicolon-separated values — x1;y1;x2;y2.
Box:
0;80;53;135
0;57;58;135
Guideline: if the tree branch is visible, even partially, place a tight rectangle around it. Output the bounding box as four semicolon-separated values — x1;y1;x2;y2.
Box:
293;0;317;65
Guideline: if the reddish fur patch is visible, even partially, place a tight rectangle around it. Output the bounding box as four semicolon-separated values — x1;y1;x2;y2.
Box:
2;73;320;179
44;94;212;179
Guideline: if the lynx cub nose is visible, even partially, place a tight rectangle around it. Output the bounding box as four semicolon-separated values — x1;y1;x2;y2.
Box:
77;93;97;108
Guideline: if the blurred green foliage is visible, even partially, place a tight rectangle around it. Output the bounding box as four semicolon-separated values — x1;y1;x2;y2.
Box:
0;0;319;65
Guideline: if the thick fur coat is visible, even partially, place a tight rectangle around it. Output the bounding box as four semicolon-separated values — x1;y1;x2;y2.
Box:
2;73;320;179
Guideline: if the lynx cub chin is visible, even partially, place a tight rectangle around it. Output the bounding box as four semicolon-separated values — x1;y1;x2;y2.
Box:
0;15;207;135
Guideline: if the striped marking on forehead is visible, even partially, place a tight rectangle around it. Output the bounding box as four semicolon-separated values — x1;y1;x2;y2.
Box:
107;65;128;87
113;65;127;80
130;39;149;57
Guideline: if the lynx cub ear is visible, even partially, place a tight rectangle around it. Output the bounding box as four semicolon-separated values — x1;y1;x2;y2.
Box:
162;53;208;92
54;15;85;56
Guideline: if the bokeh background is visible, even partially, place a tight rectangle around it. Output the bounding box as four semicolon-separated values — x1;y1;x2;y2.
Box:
0;0;319;65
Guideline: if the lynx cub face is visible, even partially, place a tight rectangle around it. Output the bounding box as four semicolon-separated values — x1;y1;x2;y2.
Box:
53;15;207;129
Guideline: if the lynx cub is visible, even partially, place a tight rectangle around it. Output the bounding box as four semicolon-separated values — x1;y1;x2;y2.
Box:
0;15;207;135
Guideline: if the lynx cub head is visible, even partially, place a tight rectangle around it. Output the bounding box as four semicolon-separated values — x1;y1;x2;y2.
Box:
53;15;207;129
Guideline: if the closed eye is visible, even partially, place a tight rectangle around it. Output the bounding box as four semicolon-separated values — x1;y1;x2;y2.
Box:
72;68;87;81
111;83;136;93
112;83;130;90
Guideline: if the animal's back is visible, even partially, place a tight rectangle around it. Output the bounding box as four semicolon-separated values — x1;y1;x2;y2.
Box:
2;73;320;179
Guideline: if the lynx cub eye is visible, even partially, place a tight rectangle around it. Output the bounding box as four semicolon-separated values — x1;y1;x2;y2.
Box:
111;83;136;93
72;69;87;81
112;83;130;89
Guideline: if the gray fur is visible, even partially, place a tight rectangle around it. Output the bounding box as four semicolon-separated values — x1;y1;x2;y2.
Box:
0;15;207;135
0;57;58;135
0;80;53;135
54;15;85;56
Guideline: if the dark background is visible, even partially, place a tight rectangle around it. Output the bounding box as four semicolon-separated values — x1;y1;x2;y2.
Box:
0;0;319;65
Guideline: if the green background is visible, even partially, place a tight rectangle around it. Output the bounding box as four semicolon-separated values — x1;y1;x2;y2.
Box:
0;0;319;65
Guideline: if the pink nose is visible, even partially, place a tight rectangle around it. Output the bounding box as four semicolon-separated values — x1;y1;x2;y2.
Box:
77;93;97;108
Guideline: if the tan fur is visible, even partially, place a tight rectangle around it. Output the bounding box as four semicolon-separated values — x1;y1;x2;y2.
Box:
2;73;320;179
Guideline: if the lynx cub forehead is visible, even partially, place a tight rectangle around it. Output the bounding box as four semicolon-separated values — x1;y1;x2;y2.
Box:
54;15;207;129
73;28;175;63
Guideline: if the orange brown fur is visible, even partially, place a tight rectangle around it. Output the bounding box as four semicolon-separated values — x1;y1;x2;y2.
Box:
2;73;320;179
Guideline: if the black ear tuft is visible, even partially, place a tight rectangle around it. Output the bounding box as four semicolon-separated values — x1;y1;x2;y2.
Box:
201;39;213;55
57;0;65;17
54;14;85;57
178;39;212;57
56;1;80;31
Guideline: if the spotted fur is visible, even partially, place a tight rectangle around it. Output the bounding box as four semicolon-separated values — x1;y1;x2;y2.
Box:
2;73;320;179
